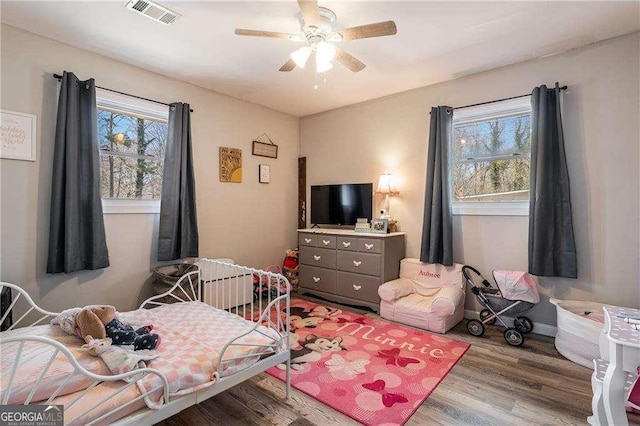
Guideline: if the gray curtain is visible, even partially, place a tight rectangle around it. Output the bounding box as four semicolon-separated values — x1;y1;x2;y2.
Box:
420;106;453;266
157;103;199;261
529;84;577;278
47;71;109;274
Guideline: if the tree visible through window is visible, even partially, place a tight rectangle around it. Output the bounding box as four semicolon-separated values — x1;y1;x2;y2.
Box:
451;98;531;203
97;108;167;199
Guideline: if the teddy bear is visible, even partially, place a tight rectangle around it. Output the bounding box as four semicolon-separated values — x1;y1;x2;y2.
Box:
53;305;160;351
283;248;299;270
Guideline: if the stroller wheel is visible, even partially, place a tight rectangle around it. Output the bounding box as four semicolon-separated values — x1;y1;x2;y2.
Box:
480;309;496;325
504;328;524;346
514;316;533;334
467;319;485;337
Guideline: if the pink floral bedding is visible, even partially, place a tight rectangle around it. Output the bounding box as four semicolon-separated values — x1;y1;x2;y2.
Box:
1;301;282;415
118;301;281;408
0;324;110;404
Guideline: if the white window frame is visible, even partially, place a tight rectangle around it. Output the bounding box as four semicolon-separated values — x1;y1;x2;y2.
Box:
451;96;531;216
96;89;169;214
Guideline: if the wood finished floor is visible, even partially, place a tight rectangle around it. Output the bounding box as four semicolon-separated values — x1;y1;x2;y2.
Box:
158;295;639;426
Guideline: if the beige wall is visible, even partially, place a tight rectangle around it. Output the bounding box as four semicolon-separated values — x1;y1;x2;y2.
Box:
300;33;640;326
0;24;299;313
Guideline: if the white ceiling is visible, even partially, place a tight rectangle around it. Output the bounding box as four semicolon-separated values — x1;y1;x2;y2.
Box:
1;1;639;117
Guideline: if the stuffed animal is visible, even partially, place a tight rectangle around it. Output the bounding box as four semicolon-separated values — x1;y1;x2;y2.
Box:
81;336;112;356
104;318;160;350
53;305;160;351
283;248;299;270
76;305;117;340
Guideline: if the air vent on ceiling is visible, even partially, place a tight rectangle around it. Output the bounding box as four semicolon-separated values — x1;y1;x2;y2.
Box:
125;0;181;26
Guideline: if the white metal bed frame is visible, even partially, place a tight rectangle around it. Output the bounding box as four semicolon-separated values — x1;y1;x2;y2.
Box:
0;259;291;425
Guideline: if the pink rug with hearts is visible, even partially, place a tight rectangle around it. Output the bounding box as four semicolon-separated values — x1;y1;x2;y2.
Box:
268;300;470;426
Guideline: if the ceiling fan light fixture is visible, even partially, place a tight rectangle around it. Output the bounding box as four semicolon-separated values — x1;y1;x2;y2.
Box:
316;58;333;73
291;46;313;68
316;41;337;63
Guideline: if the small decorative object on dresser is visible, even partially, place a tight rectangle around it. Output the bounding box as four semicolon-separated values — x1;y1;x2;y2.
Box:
371;218;388;233
354;217;371;233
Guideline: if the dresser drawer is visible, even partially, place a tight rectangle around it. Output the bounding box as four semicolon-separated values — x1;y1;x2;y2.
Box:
337;272;381;304
337;252;380;276
337;236;358;251
316;235;336;249
358;238;382;254
299;233;317;247
300;247;337;269
300;265;336;293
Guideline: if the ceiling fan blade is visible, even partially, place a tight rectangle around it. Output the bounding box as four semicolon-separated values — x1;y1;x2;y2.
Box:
336;21;397;41
279;58;297;72
335;47;366;72
297;0;321;27
235;29;301;40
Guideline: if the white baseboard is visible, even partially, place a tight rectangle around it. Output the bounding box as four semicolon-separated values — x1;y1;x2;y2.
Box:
464;309;557;338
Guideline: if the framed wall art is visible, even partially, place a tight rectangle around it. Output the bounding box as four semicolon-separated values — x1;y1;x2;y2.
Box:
219;147;242;183
252;140;278;159
0;109;37;161
259;164;270;184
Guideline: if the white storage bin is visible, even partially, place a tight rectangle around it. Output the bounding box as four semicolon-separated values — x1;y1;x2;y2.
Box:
550;298;605;368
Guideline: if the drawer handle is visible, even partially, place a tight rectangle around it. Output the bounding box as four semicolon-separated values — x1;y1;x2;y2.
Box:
353;261;362;267
364;243;374;250
353;285;362;291
313;255;321;261
313;276;321;283
322;240;331;246
342;241;351;247
304;238;312;243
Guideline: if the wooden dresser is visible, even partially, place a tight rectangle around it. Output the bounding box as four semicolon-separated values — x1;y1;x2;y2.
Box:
297;229;405;312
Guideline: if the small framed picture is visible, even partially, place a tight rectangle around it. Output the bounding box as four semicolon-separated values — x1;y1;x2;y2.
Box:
259;164;270;183
0;109;37;161
371;218;388;234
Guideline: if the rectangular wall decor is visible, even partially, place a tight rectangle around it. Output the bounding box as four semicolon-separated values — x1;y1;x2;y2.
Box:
220;147;242;183
0;109;36;161
252;140;278;159
259;164;270;183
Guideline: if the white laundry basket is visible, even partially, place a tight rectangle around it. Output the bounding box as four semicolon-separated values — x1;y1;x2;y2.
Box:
550;298;605;369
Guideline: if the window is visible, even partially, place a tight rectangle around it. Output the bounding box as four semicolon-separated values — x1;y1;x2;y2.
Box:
96;89;169;213
451;97;531;216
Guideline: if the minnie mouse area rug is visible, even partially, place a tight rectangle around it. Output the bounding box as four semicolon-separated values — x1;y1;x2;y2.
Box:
268;300;470;426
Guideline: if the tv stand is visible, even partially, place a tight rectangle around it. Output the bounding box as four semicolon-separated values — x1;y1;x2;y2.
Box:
310;223;320;229
297;229;405;312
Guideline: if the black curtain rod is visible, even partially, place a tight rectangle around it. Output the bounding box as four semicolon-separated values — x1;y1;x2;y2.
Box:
429;84;568;114
53;73;194;112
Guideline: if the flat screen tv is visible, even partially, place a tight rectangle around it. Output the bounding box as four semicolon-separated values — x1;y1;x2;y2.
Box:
310;183;373;226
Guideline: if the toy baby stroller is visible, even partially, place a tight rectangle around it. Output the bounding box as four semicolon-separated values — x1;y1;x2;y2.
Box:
462;265;540;346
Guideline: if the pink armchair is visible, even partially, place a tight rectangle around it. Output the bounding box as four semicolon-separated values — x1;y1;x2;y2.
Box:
378;258;465;333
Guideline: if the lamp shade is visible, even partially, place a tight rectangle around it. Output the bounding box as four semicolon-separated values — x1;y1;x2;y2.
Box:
315;42;336;73
316;59;333;73
377;173;398;195
291;46;312;68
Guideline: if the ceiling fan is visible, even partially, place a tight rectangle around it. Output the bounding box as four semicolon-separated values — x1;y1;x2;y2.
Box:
234;0;397;73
